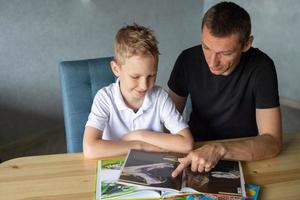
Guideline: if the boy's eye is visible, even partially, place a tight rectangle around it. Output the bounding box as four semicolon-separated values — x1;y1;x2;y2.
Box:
130;76;139;79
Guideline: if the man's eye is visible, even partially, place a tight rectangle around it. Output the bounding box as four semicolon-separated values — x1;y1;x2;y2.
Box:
222;52;233;56
131;76;139;79
202;46;210;52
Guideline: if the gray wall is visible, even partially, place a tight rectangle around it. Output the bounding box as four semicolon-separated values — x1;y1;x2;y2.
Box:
203;0;300;102
0;0;203;121
1;0;300;145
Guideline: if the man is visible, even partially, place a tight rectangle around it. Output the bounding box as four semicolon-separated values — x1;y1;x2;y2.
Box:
168;2;282;177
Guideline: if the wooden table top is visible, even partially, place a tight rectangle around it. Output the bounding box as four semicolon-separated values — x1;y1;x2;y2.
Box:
1;133;300;200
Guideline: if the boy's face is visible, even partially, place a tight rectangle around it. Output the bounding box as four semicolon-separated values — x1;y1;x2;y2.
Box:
111;55;157;107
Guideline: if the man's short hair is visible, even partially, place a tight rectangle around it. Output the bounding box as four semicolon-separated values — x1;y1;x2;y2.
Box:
201;1;251;47
114;23;160;65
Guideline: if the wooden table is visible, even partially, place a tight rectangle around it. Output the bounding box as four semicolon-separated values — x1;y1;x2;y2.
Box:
1;134;300;200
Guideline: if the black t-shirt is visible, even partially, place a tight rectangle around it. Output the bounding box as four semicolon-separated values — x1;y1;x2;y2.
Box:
168;45;279;141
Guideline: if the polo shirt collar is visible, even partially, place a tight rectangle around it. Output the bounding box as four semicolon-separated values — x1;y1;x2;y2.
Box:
113;78;153;112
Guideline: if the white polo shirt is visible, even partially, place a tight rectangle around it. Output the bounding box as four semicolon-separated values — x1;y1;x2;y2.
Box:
86;79;188;140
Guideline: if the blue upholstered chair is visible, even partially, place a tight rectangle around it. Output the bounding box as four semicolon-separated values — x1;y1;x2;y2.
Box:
59;57;115;153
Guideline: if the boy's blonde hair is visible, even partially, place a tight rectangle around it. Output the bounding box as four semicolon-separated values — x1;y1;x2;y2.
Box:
114;24;160;65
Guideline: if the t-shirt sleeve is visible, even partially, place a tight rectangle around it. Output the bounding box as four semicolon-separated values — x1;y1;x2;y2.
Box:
167;52;189;97
254;59;280;108
159;90;189;134
85;89;110;131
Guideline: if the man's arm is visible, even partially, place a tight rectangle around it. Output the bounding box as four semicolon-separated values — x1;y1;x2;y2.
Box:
222;107;282;160
168;89;187;114
83;126;164;159
172;107;282;177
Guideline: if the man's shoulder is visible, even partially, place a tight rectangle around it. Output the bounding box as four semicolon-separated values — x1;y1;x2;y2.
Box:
181;45;202;56
247;47;274;65
176;45;204;67
239;47;276;76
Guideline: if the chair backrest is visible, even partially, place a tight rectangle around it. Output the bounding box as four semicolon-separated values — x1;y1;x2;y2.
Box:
59;57;115;153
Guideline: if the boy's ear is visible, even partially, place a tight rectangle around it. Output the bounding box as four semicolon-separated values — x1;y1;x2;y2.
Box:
110;60;121;77
242;35;254;52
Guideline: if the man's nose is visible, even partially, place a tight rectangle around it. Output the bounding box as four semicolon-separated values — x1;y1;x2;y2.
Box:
208;52;220;67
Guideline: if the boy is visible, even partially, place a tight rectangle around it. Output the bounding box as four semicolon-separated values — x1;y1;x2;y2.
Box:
83;24;193;159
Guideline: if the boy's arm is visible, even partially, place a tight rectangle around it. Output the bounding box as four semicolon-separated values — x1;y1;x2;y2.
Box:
83;126;165;159
121;127;194;154
122;89;193;154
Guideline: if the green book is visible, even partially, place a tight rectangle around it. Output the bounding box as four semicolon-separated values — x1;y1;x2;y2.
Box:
95;156;163;200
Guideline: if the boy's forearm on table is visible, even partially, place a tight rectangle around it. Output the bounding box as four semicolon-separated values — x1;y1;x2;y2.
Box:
83;140;137;159
135;130;193;153
84;139;165;159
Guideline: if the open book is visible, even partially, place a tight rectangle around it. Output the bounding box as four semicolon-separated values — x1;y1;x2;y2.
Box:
117;149;247;199
95;156;243;200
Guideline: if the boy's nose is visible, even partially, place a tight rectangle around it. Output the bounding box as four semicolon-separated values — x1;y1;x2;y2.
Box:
139;79;148;90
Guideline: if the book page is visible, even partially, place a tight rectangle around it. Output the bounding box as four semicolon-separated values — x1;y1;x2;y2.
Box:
184;160;245;196
95;157;161;200
118;150;182;192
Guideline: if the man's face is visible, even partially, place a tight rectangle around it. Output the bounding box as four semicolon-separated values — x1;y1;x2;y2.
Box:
201;26;246;76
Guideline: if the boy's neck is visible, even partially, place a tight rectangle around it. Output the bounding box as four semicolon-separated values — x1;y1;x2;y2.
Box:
123;96;144;112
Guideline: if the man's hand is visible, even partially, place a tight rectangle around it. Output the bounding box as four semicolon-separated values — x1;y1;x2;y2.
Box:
172;143;227;177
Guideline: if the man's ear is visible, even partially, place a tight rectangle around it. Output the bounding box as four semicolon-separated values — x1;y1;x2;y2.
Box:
242;35;254;52
110;60;121;77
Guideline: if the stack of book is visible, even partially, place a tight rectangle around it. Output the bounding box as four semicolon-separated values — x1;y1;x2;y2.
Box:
95;149;260;200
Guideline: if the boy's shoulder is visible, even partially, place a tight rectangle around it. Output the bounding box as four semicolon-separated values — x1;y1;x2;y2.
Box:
149;85;168;95
94;82;116;100
148;85;170;102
